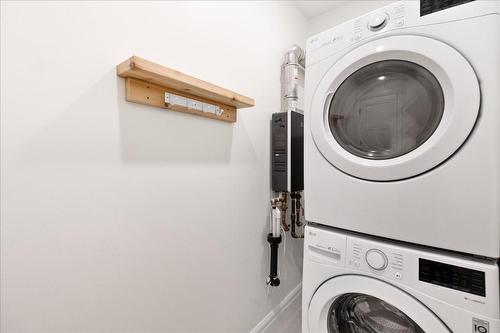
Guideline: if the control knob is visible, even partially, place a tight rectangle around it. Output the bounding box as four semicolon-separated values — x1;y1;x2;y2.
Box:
368;13;388;31
366;249;388;270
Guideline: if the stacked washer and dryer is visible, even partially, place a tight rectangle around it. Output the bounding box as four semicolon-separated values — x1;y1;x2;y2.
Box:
302;1;499;332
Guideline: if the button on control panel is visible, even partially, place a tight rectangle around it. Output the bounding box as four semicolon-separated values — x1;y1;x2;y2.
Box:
394;18;405;27
366;249;388;270
368;13;388;31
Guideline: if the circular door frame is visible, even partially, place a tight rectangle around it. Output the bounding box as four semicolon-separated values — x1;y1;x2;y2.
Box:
308;275;451;333
310;35;480;181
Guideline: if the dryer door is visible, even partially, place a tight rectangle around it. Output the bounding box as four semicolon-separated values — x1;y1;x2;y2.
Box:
310;35;480;181
308;275;450;333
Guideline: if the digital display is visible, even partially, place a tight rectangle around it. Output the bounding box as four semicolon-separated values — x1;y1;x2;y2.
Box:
421;0;475;16
419;258;485;296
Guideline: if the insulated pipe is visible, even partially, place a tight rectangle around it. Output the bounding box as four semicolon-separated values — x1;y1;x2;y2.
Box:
271;193;288;231
272;206;281;237
281;45;305;113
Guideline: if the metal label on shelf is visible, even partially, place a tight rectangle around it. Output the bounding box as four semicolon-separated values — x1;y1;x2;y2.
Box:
165;92;225;117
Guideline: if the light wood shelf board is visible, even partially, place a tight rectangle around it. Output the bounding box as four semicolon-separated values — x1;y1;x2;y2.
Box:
117;56;254;109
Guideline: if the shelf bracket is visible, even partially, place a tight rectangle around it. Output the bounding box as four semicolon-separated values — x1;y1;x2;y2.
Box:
116;56;254;123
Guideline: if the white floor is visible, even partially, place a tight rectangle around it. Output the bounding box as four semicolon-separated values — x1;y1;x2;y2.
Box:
261;299;301;333
251;284;302;333
278;307;301;333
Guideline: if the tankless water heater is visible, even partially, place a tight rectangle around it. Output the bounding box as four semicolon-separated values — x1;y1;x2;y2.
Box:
271;110;304;192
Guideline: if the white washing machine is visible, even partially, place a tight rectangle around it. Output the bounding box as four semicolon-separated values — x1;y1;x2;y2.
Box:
304;0;500;257
302;224;500;333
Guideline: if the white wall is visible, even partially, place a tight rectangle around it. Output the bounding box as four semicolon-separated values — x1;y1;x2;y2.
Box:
307;1;397;37
0;1;306;332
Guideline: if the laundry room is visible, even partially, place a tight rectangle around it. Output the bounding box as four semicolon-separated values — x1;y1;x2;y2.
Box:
1;1;499;333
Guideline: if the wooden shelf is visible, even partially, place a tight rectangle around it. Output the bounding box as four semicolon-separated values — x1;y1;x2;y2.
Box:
116;56;255;122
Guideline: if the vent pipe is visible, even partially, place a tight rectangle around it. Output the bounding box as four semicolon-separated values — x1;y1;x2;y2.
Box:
281;45;305;113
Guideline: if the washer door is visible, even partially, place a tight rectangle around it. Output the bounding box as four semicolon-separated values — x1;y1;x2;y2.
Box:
308;275;450;333
310;35;480;181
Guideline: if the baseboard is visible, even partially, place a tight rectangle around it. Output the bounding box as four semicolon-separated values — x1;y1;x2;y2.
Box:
250;283;302;333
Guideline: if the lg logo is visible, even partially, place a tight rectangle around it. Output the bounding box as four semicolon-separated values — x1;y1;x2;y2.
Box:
473;325;487;333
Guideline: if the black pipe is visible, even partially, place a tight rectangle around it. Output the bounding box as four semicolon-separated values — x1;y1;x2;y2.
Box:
267;233;282;287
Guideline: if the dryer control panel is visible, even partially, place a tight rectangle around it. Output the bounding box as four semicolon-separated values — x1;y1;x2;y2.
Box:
306;0;498;66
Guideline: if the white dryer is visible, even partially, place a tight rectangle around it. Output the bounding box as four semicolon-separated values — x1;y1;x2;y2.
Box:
304;0;500;257
302;224;500;333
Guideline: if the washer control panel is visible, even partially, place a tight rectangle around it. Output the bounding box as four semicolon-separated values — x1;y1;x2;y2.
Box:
305;225;500;321
346;237;405;281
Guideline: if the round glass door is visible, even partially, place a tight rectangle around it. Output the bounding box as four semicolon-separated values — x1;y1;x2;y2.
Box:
329;60;444;160
328;293;425;333
309;35;480;181
307;275;450;333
